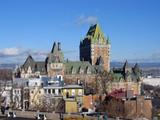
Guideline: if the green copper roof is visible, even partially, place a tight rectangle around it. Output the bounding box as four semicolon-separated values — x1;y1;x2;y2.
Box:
64;61;95;74
86;24;108;44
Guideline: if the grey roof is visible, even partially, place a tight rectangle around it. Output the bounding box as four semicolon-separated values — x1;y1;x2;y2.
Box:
22;55;36;72
35;61;46;73
47;42;64;63
21;55;47;74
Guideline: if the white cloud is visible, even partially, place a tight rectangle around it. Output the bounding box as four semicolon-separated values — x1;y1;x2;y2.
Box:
76;14;98;25
0;47;48;63
0;47;20;56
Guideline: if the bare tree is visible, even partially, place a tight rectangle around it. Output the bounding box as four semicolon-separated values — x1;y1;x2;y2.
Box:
95;71;113;95
0;69;12;107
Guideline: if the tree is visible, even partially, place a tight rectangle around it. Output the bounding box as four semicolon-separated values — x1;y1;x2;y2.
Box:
0;69;13;107
95;71;113;95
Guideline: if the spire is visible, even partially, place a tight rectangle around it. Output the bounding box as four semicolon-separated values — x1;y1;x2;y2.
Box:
51;42;58;53
123;60;129;69
134;63;139;69
58;42;61;51
107;36;110;44
133;63;140;73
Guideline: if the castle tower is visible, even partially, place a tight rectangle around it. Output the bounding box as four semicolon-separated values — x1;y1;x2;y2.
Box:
46;42;64;76
80;24;110;71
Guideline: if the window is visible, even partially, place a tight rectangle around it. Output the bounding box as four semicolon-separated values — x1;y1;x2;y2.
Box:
58;89;61;94
35;82;37;86
78;89;82;96
72;89;75;96
14;90;16;94
26;82;29;87
52;89;55;94
48;89;51;94
45;89;47;93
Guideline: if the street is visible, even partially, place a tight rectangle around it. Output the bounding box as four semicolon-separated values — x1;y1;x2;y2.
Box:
0;116;35;120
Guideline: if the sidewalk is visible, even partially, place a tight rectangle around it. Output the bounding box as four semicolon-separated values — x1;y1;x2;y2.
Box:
12;110;59;119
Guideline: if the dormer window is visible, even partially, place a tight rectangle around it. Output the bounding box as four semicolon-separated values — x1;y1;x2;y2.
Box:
79;67;84;74
86;66;91;74
27;66;32;74
71;66;76;74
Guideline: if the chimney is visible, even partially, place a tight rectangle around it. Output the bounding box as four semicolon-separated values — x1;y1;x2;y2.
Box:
58;42;61;51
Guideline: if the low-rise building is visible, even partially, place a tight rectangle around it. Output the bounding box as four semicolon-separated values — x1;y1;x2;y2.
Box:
43;75;63;97
12;88;22;109
62;84;84;113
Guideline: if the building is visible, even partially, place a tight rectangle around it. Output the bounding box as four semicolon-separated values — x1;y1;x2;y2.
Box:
109;61;142;95
80;24;110;72
15;23;142;96
46;42;64;77
19;55;46;78
62;84;84;113
17;24;108;81
62;85;84;100
43;75;63;97
97;95;152;120
12;88;22;109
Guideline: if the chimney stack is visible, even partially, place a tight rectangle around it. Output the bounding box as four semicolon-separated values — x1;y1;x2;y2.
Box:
58;42;61;51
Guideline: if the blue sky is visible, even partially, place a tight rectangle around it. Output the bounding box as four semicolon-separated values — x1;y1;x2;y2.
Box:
0;0;160;63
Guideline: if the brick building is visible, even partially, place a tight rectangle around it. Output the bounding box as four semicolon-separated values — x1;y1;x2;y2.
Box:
80;24;110;72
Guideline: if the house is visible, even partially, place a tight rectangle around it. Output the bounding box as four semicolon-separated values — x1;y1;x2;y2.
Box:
43;75;64;97
62;84;84;113
62;85;84;102
12;88;22;109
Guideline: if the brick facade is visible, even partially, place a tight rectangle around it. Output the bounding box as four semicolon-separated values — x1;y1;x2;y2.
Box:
80;24;110;72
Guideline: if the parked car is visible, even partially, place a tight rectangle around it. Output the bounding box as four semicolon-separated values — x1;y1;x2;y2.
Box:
6;111;16;118
35;113;47;120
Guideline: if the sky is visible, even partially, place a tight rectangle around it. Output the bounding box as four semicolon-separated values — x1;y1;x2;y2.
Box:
0;0;160;64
